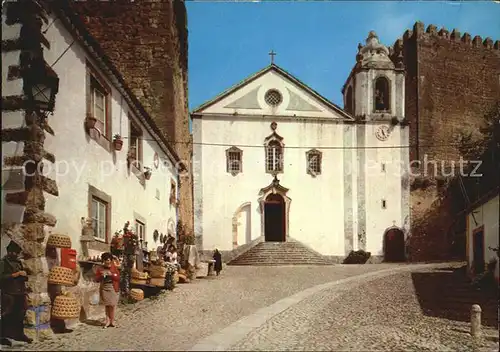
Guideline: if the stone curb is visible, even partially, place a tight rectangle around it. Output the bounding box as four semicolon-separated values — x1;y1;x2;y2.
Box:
188;263;453;351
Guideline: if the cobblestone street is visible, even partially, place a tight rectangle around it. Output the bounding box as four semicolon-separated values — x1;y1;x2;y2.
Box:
7;263;498;351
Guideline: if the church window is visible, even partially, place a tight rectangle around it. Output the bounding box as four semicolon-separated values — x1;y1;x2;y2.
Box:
382;199;387;209
306;149;322;176
226;146;243;176
265;140;283;173
381;163;386;172
373;76;390;112
264;89;283;107
345;86;354;115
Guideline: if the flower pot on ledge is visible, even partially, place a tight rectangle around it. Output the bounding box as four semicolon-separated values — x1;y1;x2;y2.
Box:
113;135;123;151
85;116;97;131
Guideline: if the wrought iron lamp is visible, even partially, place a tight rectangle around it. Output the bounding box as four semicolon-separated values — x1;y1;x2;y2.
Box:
25;59;59;112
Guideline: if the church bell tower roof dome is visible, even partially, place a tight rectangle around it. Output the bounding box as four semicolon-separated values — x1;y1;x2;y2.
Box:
357;31;395;69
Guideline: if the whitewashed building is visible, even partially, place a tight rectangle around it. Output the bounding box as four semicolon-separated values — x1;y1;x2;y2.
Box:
1;1;185;333
1;6;180;259
192;32;411;262
466;191;499;282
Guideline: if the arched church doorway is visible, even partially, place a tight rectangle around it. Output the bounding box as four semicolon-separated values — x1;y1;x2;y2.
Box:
383;227;405;262
264;193;286;242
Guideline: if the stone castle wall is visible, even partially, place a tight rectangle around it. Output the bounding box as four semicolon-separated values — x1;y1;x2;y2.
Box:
394;22;500;261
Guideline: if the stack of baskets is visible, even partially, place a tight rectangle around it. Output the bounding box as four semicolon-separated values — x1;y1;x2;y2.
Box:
51;293;80;320
130;288;144;301
148;265;167;287
48;266;76;286
130;268;148;285
46;234;79;323
46;234;72;248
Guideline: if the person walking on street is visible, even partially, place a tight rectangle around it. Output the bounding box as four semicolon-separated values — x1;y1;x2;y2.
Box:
213;249;222;276
0;240;33;346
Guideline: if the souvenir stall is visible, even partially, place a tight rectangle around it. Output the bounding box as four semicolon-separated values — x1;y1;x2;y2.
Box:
109;222;180;303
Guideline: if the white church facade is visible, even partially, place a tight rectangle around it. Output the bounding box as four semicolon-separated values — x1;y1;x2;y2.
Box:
192;32;411;262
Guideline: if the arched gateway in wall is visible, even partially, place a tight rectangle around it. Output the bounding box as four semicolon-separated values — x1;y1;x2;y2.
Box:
258;176;291;242
383;226;406;262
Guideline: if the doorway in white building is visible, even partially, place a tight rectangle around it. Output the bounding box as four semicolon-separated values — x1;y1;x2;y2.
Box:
383;227;405;262
472;226;485;274
264;193;286;242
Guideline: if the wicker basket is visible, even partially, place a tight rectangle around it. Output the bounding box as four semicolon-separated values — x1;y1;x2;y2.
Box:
130;278;147;285
149;278;165;287
48;266;75;286
46;234;72;248
130;289;144;301
51;293;80;320
131;269;148;280
149;265;167;278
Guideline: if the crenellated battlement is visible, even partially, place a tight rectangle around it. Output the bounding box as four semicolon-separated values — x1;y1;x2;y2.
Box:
393;21;499;52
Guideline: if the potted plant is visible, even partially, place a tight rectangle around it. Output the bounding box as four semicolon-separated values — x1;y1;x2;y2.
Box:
85;114;97;131
110;229;124;256
113;134;123;151
144;166;152;180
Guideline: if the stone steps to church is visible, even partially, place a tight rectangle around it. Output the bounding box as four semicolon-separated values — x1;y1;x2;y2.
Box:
228;241;334;266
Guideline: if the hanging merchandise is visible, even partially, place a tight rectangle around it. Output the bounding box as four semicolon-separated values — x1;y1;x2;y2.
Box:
120;221;139;299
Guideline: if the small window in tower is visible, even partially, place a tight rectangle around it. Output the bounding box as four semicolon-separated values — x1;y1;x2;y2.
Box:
345;86;353;115
382;199;387;209
381;163;386;172
374;76;390;112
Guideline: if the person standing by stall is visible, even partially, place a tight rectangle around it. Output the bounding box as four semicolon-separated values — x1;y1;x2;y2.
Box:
95;252;120;328
0;240;33;346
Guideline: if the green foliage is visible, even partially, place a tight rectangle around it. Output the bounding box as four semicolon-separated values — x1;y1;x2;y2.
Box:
471;258;498;293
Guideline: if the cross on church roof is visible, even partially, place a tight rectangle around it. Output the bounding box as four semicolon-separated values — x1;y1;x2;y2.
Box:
268;50;276;64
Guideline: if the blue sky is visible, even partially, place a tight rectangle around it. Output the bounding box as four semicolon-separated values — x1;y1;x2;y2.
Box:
187;0;500;111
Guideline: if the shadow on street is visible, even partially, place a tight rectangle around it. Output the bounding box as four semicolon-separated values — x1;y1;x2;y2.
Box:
411;267;498;327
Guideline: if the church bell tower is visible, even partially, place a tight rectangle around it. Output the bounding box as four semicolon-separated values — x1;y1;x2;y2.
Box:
340;31;410;255
342;31;405;121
